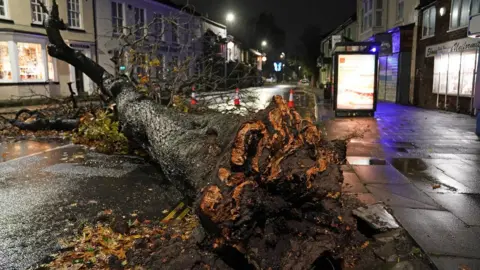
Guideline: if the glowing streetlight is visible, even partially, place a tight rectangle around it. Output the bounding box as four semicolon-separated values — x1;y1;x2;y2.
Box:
261;40;267;47
226;13;235;23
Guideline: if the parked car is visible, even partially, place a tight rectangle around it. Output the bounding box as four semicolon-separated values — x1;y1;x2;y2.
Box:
298;78;309;86
266;77;277;83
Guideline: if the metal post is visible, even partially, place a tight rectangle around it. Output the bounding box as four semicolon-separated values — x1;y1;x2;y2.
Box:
456;52;463;112
225;29;228;91
445;54;450;110
384;56;388;100
436;72;441;109
471;48;478;115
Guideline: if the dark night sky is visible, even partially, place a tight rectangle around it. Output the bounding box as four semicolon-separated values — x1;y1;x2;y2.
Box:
173;0;356;50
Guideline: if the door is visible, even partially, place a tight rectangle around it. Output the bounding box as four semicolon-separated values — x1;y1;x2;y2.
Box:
74;67;84;94
378;54;399;102
69;48;94;95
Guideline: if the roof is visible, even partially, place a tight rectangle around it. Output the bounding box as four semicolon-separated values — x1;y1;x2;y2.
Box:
202;17;226;29
321;13;357;42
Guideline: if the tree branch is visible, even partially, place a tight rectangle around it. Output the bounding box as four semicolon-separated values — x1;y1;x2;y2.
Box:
40;0;114;98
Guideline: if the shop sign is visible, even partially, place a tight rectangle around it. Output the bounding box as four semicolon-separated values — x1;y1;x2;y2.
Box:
425;38;480;57
336;54;376;110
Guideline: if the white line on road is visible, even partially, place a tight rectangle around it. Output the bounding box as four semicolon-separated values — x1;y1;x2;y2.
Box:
1;143;77;164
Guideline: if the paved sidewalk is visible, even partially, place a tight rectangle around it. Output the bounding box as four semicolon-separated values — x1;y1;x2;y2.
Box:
321;101;480;270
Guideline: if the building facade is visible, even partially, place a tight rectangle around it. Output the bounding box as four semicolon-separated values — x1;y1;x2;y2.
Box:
357;0;419;104
0;0;96;100
319;14;358;86
96;0;207;80
414;0;480;114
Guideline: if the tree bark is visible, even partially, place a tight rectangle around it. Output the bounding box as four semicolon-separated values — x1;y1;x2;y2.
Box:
41;2;363;269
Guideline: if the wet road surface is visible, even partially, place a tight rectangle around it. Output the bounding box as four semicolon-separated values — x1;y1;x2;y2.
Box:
0;142;182;269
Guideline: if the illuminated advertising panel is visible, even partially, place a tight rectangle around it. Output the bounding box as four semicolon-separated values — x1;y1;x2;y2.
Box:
336;54;376;111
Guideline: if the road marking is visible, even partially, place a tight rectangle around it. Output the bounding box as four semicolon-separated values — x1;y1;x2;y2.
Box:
1;143;75;164
161;202;185;223
175;207;190;221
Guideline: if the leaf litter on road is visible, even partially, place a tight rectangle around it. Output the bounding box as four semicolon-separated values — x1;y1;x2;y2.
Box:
44;210;199;269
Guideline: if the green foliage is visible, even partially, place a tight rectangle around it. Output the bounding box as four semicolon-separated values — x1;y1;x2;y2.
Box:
73;110;129;154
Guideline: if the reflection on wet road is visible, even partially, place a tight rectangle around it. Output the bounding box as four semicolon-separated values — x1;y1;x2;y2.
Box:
0;142;182;269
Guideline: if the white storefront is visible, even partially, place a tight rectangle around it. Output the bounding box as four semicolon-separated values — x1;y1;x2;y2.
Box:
426;38;480;103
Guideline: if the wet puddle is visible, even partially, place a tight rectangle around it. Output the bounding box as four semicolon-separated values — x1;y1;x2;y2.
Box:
347;156;387;166
391;158;458;192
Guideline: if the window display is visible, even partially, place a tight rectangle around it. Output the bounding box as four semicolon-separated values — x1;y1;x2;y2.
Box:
48;55;56;81
17;42;45;81
0;42;11;80
433;50;477;96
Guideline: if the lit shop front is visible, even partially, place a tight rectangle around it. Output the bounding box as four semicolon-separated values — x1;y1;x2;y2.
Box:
0;31;95;100
425;38;480;113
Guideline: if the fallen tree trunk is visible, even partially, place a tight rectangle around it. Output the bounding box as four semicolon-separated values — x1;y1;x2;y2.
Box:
40;2;364;269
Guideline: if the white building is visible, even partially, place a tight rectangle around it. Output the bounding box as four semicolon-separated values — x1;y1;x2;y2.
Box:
0;0;96;100
319;14;358;86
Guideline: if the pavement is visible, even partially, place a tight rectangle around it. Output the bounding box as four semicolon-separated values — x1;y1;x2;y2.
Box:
319;100;480;270
0;141;184;269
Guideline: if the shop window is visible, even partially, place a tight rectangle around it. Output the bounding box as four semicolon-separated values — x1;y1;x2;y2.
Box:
447;53;461;95
31;0;47;24
397;0;404;21
48;55;56;81
172;19;179;43
0;0;8;18
67;0;81;29
422;6;436;38
152;13;164;41
17;43;45;81
111;1;124;36
450;0;471;29
433;51;477;96
0;42;11;80
375;0;383;26
134;7;145;39
473;0;480;15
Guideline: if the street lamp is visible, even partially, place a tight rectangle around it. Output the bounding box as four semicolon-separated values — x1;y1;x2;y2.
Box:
225;12;235;90
226;13;235;22
261;40;267;47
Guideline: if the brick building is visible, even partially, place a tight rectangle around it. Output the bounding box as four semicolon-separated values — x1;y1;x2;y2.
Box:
414;0;480;114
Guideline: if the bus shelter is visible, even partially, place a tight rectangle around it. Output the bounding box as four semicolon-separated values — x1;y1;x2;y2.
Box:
332;42;380;117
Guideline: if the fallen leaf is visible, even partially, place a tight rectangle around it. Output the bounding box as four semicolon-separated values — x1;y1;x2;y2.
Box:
360;241;369;249
337;216;343;222
432;184;441;189
70;203;78;207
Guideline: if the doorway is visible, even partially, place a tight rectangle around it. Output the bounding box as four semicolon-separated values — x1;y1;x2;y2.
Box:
69;46;94;95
